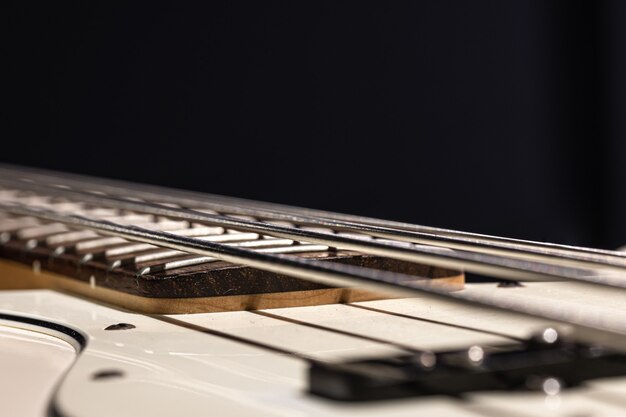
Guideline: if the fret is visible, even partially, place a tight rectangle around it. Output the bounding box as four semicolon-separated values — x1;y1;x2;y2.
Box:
96;213;155;225
260;243;329;253
299;226;336;234
264;220;296;228
127;233;273;264
195;232;259;241
0;217;40;232
71;226;221;254
131;238;295;266
187;207;218;215
225;228;253;234
47;220;211;258
78;227;236;266
44;230;100;246
10;225;99;255
140;244;330;275
74;236;128;252
2;213;158;248
76;207;118;217
374;238;419;248
0;215;96;253
45;201;85;212
11;195;53;206
225;214;258;221
103;242;157;258
106;233;265;269
158;225;224;236
336;232;375;241
130;249;188;265
143;219;190;230
105;216;178;228
0;189;20;199
236;238;294;247
16;223;69;240
103;232;259;261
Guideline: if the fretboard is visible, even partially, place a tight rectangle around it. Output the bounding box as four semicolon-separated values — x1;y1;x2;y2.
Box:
0;168;463;313
3;161;626;357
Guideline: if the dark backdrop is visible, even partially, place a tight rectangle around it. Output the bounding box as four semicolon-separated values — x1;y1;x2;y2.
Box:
5;1;626;248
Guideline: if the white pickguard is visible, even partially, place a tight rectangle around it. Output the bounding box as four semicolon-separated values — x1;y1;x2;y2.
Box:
2;283;626;417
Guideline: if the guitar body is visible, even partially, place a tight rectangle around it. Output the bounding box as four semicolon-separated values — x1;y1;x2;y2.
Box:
3;272;626;416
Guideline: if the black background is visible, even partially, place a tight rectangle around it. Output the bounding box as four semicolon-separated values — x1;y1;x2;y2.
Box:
5;1;626;248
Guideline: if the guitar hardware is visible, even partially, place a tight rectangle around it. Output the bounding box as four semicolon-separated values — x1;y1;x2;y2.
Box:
310;328;626;401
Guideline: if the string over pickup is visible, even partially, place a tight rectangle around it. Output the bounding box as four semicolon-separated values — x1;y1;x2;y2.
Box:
308;328;626;401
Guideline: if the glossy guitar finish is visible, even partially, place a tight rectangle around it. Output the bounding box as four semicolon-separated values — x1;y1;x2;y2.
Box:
3;282;626;417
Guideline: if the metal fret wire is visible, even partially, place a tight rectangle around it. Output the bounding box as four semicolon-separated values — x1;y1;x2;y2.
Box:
1;200;626;352
1;163;623;262
2;177;625;288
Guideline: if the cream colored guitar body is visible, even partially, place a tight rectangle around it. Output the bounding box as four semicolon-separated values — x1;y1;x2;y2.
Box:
3;281;626;417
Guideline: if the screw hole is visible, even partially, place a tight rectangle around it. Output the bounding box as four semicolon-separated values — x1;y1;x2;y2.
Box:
497;280;524;288
92;369;124;381
104;323;136;331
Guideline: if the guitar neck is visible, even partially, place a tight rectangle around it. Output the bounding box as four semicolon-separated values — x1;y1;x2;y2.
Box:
1;164;626;351
0;167;462;313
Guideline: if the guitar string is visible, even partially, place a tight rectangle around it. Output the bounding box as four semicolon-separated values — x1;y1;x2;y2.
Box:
2;163;623;261
2;166;625;270
151;314;320;363
1;201;626;353
250;310;518;353
347;303;526;342
0;208;523;348
2;177;626;290
252;310;522;350
3;168;626;282
0;167;620;346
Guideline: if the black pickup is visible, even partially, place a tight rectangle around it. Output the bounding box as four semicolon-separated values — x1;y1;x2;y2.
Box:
309;328;626;401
